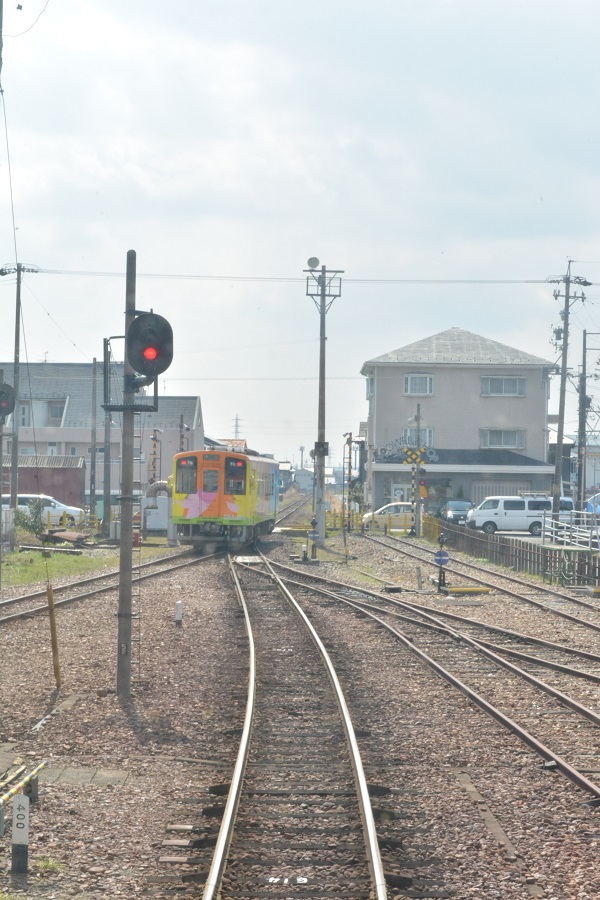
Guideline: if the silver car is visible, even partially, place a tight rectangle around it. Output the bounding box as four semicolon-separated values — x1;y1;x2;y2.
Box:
362;502;414;531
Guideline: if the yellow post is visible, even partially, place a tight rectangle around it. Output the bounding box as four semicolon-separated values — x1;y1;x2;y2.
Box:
46;585;62;688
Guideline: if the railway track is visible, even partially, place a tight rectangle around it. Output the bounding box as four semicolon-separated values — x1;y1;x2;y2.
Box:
161;554;389;899
361;531;600;624
0;549;206;624
275;495;311;526
261;555;600;803
5;529;599;895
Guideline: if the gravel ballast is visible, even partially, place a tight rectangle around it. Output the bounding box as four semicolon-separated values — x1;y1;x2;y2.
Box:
0;532;599;898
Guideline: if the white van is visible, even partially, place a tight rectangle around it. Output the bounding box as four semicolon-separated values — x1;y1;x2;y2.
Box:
466;495;574;536
1;494;85;527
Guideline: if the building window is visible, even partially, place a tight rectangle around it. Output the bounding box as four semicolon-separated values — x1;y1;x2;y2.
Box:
401;427;434;447
481;376;526;396
48;443;57;456
404;374;433;395
70;446;77;456
366;376;375;399
48;403;65;423
480;429;525;449
19;403;30;427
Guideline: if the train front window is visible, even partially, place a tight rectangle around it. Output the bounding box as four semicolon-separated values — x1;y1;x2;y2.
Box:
225;457;247;494
176;456;198;494
203;470;219;493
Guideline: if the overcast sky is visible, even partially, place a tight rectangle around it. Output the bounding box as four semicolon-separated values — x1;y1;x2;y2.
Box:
1;0;600;465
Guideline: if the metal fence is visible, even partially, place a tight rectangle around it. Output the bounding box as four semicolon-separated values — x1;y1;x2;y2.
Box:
423;515;600;587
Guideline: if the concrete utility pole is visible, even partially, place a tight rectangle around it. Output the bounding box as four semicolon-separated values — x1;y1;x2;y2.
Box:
90;359;97;521
102;339;112;539
0;366;3;591
0;263;40;523
116;250;137;698
548;262;591;518
304;259;343;541
577;330;600;509
415;403;423;538
0;0;4;81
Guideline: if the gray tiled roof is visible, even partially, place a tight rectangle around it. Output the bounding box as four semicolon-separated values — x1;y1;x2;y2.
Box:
375;448;550;466
0;362;202;430
362;327;555;369
1;454;85;468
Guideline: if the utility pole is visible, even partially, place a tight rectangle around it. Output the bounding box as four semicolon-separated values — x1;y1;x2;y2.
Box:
0;0;4;80
102;340;113;538
116;250;137;698
345;432;352;531
0;367;3;592
547;262;591;519
577;330;599;510
305;258;343;541
90;359;97;522
0;263;40;528
415;403;423;537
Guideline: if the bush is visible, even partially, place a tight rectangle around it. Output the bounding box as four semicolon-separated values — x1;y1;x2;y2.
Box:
14;499;45;535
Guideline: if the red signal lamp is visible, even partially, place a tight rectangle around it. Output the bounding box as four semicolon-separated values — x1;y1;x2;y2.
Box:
126;312;173;385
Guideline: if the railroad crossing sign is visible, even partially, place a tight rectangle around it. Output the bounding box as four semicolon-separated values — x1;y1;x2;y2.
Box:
434;549;449;567
401;447;425;465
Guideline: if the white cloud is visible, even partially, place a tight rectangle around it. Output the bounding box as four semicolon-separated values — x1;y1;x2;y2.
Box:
1;0;599;461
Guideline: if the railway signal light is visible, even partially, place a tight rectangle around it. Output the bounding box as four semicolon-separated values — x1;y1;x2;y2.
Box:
418;467;428;498
126;313;173;387
0;382;15;418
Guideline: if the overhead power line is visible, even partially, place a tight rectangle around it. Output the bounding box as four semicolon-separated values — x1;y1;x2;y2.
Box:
34;268;575;286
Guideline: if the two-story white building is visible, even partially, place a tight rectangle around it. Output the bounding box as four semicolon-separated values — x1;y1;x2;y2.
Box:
361;327;556;512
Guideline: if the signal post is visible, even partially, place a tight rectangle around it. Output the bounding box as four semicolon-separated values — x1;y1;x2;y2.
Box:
116;251;137;697
104;250;174;698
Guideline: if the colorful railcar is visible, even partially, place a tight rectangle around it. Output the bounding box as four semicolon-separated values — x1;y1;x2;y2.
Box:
172;449;279;548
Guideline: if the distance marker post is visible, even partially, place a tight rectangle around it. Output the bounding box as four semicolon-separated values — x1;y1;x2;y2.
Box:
11;793;30;874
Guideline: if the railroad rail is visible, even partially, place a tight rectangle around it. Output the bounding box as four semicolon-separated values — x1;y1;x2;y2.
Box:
0;549;210;625
162;553;388;898
361;531;600;626
262;557;600;803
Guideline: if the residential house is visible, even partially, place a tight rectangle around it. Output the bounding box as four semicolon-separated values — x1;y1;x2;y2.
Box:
360;327;556;511
0;361;204;518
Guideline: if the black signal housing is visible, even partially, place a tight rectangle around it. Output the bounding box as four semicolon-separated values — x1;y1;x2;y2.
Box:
126;313;173;384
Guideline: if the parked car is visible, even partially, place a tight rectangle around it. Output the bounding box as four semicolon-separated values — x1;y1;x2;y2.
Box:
438;499;472;525
362;502;414;531
466;495;574;536
1;494;85;527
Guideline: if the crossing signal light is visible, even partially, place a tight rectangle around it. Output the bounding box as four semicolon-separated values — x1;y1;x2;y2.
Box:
126;313;173;384
418;468;428;498
0;383;15;417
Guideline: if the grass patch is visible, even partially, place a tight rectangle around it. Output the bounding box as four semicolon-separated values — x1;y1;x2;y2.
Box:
0;533;177;590
35;856;65;873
